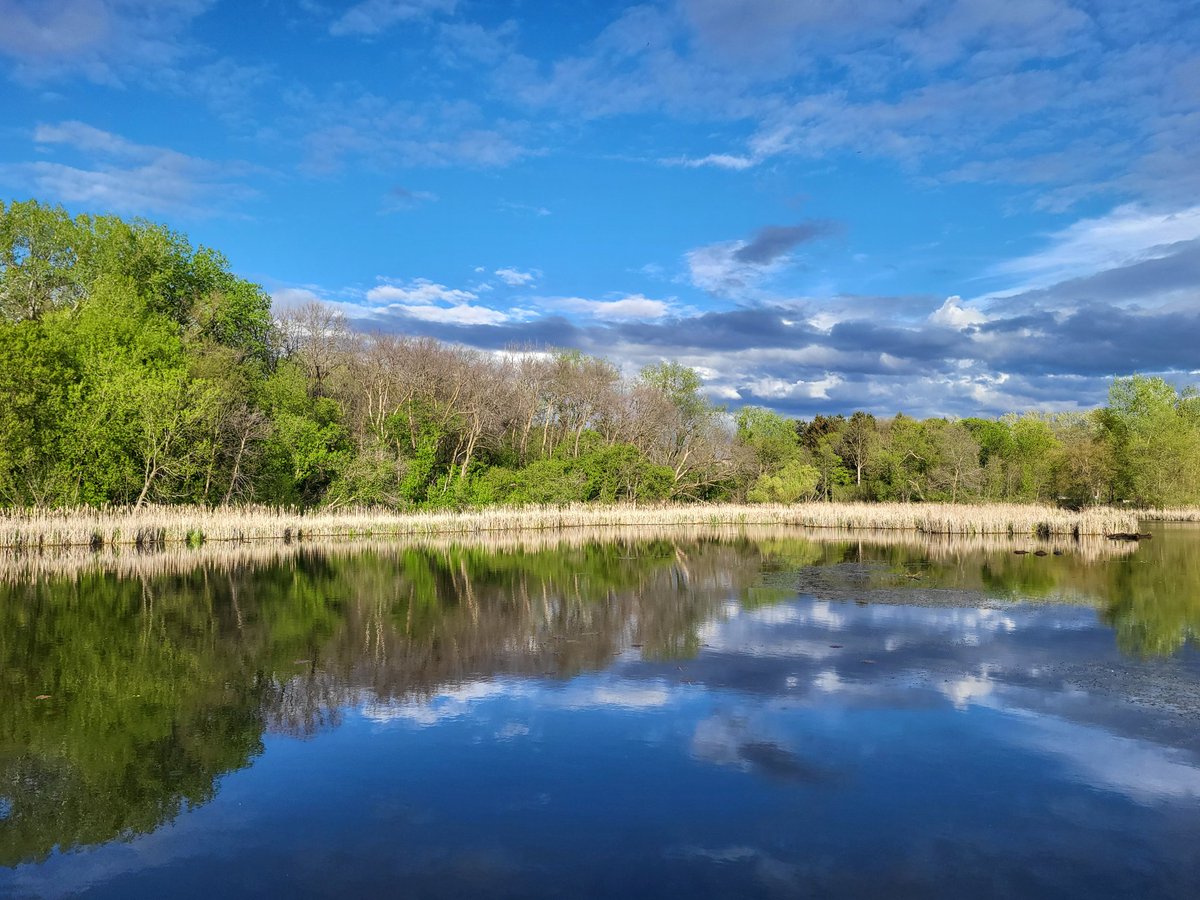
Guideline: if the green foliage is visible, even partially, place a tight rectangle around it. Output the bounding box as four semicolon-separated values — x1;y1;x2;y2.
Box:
472;444;674;506
1;201;1198;511
736;406;801;475
1102;375;1200;505
640;360;708;424
747;461;821;503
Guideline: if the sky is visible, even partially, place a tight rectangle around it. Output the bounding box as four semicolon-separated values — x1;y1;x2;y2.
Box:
1;0;1198;418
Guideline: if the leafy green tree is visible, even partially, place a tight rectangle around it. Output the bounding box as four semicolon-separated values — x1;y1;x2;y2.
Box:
747;460;821;503
926;420;983;502
1101;375;1200;505
869;414;933;501
797;413;845;454
735;406;801;476
0;321;72;504
0;200;91;321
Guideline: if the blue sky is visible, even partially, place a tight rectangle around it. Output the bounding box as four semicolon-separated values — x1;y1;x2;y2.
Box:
2;0;1198;417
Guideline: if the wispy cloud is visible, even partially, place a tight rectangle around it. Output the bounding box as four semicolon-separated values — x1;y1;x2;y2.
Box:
498;200;551;217
0;0;211;84
660;152;757;171
329;0;456;37
986;204;1200;290
498;0;1200;207
494;267;540;287
381;185;439;213
0;120;258;216
289;87;533;173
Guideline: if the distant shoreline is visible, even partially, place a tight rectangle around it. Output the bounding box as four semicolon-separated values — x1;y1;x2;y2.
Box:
0;502;1149;550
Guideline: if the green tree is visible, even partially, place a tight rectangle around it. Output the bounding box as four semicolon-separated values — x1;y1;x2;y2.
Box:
1101;375;1200;505
747;460;821;503
735;406;801;476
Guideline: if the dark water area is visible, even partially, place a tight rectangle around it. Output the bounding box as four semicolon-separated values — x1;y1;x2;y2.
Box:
2;525;1199;898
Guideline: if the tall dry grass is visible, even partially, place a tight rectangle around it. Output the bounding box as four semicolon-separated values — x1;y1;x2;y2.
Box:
0;501;1139;552
1140;508;1200;522
0;523;1137;582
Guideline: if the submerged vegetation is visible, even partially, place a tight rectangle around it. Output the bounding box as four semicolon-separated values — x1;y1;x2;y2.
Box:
2;200;1200;514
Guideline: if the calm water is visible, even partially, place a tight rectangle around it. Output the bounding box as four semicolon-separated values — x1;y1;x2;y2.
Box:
2;525;1199;898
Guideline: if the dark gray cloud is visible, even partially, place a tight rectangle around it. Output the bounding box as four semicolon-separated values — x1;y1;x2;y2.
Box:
733;220;839;264
332;231;1200;419
342;294;1200;417
824;319;964;359
614;307;819;350
349;312;585;352
978;305;1200;376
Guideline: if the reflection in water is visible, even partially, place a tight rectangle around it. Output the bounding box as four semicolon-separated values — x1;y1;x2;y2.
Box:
0;537;751;866
1;526;1199;897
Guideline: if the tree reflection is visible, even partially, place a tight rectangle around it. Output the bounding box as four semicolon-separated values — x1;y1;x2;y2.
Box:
0;536;763;864
2;526;1197;866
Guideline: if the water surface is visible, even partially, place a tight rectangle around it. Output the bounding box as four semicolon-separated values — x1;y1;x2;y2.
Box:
2;525;1199;898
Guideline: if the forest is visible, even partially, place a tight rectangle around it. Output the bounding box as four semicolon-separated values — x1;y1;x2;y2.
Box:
2;199;1198;511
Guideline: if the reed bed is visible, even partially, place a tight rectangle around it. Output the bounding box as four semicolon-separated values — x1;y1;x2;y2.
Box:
0;501;1138;551
0;523;1136;582
1140;507;1200;522
0;501;1137;553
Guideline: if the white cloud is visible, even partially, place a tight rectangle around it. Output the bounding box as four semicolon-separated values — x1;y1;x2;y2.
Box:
553;293;672;321
399;303;510;326
930;295;989;329
366;278;477;306
940;673;995;710
363;678;509;726
987;203;1200;290
1010;711;1200;803
362;278;515;325
567;685;672;709
685;240;779;297
0;0;210;83
494;267;540;287
0;120;255;217
35;120;146;157
500;0;1200;207
744;374;843;401
661;152;757;170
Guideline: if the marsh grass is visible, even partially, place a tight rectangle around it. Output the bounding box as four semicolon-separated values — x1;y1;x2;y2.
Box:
0;522;1137;582
0;501;1136;552
1141;508;1200;522
0;501;1139;551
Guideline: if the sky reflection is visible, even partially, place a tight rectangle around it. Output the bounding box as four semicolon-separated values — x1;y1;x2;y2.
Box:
3;531;1200;898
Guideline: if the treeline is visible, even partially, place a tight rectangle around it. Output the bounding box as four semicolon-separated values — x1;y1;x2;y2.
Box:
2;200;1198;510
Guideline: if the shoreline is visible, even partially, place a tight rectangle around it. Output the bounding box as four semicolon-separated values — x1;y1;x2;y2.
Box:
0;520;1143;583
0;501;1143;550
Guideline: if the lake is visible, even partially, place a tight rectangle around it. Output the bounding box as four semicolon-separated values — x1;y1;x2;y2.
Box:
2;524;1199;898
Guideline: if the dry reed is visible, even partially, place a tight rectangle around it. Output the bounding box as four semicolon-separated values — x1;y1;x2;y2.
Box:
1140;507;1200;522
0;523;1136;583
0;501;1138;553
